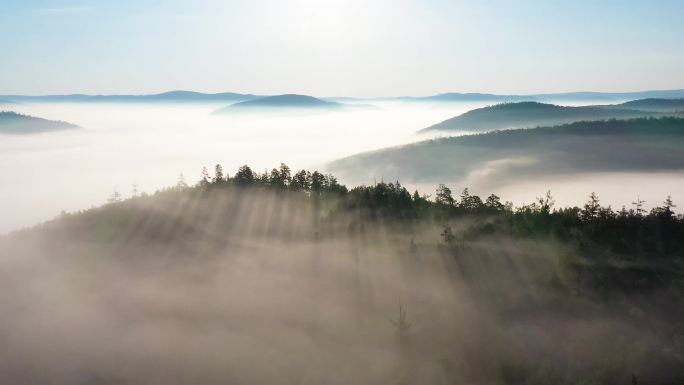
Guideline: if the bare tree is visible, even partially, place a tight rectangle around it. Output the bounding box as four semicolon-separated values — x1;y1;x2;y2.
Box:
632;196;646;217
441;224;455;245
390;304;412;337
107;189;122;204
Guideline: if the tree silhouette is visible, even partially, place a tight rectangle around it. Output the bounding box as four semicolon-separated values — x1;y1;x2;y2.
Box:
199;167;210;187
435;184;455;206
581;192;601;221
235;165;255;186
213;164;224;185
485;194;504;211
176;173;188;190
390;304;412;337
632;196;646;217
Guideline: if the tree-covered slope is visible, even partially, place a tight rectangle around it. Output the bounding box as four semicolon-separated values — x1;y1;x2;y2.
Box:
0;111;78;134
421;101;671;132
2;162;683;385
332;117;684;184
213;94;342;114
609;98;684;112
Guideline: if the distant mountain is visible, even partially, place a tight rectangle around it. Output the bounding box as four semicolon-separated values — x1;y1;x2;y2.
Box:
398;89;684;104
0;91;260;104
0;111;78;134
212;94;343;114
401;93;534;103
421;101;670;132
607;98;684;112
532;90;684;102
329;117;684;186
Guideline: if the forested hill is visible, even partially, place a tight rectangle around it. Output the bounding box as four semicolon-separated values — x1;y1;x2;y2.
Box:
0;91;260;104
0;111;78;134
9;160;684;260
3;161;684;385
331;117;684;185
421;101;672;132
213;94;342;114
609;98;684;112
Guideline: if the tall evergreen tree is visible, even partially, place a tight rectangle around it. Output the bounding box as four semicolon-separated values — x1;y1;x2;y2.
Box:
234;165;255;186
213;164;224;185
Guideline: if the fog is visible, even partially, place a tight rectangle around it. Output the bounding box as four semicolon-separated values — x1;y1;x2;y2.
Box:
1;98;680;234
0;101;471;233
0;189;679;384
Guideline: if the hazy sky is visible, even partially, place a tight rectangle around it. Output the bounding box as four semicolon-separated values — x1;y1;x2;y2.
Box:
1;0;683;97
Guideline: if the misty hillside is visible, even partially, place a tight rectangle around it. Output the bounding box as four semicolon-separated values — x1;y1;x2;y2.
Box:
401;89;684;104
402;92;533;103
609;98;684;112
0;111;78;134
0;91;260;104
2;164;683;385
213;94;342;114
421;101;667;132
331;117;684;185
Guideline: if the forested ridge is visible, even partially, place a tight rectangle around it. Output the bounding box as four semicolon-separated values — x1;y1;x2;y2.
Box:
47;162;684;275
4;162;684;384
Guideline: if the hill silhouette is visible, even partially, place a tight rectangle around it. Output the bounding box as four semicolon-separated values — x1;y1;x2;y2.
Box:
0;91;259;104
1;160;683;385
401;92;533;103
332;117;684;185
0;111;78;134
212;94;343;114
609;98;684;112
421;101;672;132
403;89;684;103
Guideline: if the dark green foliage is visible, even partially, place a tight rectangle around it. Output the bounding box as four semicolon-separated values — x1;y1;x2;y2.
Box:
234;165;255;186
188;163;684;261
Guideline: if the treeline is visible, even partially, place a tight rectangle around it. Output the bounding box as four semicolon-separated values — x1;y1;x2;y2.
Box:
139;163;684;258
191;163;347;195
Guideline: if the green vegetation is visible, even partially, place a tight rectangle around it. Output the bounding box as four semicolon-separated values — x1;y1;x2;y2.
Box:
5;161;684;385
421;101;681;132
332;117;684;184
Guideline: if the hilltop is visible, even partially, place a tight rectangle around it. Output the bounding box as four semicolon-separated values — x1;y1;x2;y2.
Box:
331;117;684;185
608;98;684;112
0;111;78;134
421;101;671;132
0;91;260;104
212;94;343;114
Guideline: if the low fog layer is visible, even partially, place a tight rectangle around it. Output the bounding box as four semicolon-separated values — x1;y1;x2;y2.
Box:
2;99;684;234
329;118;684;212
1;187;681;384
0;101;470;233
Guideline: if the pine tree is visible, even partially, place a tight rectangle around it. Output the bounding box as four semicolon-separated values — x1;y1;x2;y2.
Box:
213;164;224;185
234;165;254;186
199;167;210;187
176;173;188;190
581;192;601;221
632;196;646;217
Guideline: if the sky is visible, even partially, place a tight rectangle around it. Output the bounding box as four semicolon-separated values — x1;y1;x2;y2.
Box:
1;0;683;97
